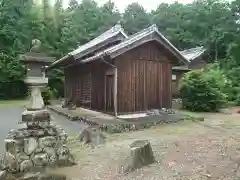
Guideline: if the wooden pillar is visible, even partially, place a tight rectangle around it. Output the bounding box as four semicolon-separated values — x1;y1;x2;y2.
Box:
113;67;118;116
104;74;106;112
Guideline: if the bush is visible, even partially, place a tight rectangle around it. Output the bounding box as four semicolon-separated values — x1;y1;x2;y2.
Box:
0;80;28;99
41;87;54;105
48;69;64;98
236;93;240;106
180;69;227;112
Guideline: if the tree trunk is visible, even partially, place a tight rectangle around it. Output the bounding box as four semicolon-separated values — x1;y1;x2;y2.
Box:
129;140;155;169
79;127;105;146
215;40;218;61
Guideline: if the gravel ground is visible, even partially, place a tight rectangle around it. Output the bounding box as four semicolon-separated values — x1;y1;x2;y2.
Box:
49;112;240;180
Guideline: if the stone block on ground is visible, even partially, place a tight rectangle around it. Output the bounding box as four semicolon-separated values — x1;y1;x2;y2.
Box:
38;121;51;129
35;148;43;154
39;136;56;148
5;139;18;154
20;160;33;172
44;126;57;136
26;121;40;129
56;128;67;138
27;129;45;137
16;152;30;164
128;140;155;170
5;152;19;173
32;153;48;166
43;147;57;165
79;127;106;146
0;153;6;170
146;109;160;116
55;128;67;145
24;138;38;156
22;110;51;123
56;146;75;166
7;129;28;139
0;170;7;179
56;146;69;161
146;108;175;116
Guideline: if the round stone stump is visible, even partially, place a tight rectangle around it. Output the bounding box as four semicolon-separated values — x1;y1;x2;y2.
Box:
129;140;155;169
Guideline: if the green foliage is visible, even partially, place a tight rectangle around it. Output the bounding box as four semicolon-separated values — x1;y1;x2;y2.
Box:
180;69;227;112
204;63;230;94
236;93;240;106
122;3;151;34
48;68;64;98
41;86;55;105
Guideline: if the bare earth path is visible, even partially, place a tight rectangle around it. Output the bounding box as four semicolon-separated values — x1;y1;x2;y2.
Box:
50;111;240;180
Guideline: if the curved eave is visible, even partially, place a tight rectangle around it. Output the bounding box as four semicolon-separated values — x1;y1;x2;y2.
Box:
154;31;188;65
46;54;73;70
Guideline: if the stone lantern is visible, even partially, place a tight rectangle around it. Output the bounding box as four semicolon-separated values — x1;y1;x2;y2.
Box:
19;39;55;110
3;40;73;174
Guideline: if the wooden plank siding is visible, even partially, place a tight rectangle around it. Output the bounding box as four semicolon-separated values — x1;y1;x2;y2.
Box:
115;41;172;113
90;62;109;111
64;61;109;111
64;41;174;114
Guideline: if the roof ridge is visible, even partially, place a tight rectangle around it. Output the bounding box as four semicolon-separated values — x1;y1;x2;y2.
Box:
80;23;188;64
127;24;158;39
98;24;123;37
180;46;205;53
180;46;206;62
70;23;127;57
77;24;124;48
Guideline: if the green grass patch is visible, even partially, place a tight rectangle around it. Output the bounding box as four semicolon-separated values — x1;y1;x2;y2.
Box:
0;99;28;108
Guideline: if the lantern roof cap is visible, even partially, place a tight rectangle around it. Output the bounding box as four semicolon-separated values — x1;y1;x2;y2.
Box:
19;39;55;64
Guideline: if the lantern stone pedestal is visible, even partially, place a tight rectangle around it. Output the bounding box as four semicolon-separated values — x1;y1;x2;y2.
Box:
25;77;48;111
3;40;74;174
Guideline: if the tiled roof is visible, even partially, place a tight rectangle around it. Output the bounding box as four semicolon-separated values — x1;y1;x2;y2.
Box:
50;24;127;67
50;24;189;68
70;24;128;57
81;24;188;64
180;46;206;62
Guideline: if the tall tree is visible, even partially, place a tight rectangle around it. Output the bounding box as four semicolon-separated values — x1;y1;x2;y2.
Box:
99;0;121;32
152;0;237;60
122;3;151;34
0;0;34;98
68;0;78;11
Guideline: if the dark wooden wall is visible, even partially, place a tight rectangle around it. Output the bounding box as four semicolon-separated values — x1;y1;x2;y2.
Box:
115;41;173;113
64;41;176;114
90;62;108;111
64;61;108;111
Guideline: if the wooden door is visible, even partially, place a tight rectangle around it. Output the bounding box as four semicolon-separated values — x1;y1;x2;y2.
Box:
105;75;114;112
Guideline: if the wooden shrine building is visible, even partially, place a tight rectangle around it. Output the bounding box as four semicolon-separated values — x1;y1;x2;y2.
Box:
49;24;188;115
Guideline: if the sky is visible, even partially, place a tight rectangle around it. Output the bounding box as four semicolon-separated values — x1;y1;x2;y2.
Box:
62;0;194;12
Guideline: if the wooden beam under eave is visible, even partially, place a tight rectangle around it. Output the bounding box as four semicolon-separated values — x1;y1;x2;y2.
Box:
113;67;118;117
